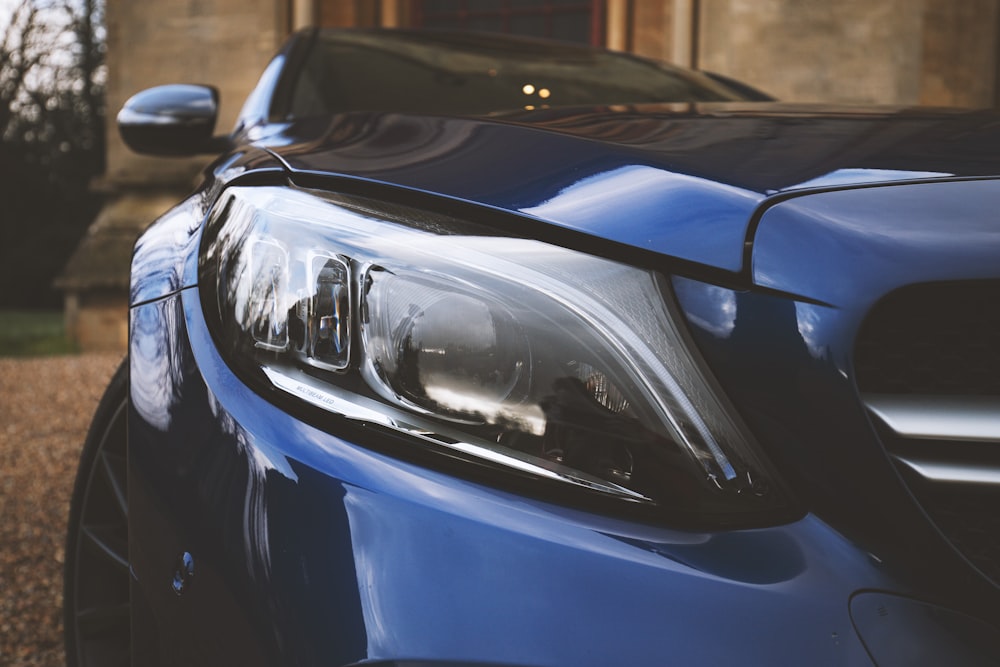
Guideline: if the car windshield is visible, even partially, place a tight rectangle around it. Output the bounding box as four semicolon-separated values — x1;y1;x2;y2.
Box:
284;29;745;118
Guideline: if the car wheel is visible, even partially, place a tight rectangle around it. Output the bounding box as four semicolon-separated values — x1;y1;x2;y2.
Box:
64;360;131;667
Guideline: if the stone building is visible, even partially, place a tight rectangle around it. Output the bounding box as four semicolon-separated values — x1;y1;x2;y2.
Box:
58;0;1000;351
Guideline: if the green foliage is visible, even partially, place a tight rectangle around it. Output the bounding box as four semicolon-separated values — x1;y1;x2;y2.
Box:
0;310;78;356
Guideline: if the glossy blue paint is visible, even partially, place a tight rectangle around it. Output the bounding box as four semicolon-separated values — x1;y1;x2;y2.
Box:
129;196;204;305
679;178;1000;623
752;179;1000;306
266;105;1000;272
126;282;891;666
671;274;1000;622
119;136;1000;667
265;113;761;272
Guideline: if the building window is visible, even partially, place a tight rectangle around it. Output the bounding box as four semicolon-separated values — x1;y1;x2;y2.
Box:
409;1;605;46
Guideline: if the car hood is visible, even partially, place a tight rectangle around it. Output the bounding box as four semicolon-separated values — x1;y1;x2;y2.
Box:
263;102;1000;273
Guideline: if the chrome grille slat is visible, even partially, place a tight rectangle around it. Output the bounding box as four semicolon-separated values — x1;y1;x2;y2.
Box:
891;456;1000;486
864;394;1000;444
855;280;1000;585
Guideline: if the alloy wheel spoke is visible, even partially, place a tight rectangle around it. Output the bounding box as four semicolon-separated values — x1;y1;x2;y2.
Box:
81;523;129;571
98;449;129;519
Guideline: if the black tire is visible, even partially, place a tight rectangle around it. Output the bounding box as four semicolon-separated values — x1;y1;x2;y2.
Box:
64;359;131;667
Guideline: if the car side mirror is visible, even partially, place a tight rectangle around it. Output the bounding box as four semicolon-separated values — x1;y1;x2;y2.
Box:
118;84;229;156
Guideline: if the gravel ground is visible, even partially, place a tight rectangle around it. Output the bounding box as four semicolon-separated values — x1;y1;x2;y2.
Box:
0;353;123;667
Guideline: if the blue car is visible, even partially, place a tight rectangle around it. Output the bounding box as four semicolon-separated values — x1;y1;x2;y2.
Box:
64;29;1000;666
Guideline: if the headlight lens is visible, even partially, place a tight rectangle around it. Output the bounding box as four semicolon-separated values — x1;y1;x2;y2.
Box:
200;186;786;521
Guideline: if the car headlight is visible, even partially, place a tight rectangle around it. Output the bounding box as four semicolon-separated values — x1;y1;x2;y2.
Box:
200;186;788;524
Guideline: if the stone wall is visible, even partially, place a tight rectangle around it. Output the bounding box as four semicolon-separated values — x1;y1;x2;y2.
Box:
104;0;288;188
693;0;998;107
920;0;999;107
63;291;129;353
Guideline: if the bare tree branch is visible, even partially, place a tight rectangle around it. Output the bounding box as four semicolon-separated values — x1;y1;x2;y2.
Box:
1;0;105;172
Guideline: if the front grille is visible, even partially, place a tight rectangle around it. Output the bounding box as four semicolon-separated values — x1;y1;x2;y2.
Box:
855;280;1000;585
855;281;1000;396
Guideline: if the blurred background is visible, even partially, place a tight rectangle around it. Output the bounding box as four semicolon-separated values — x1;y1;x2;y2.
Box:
1;0;999;357
1;2;998;665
